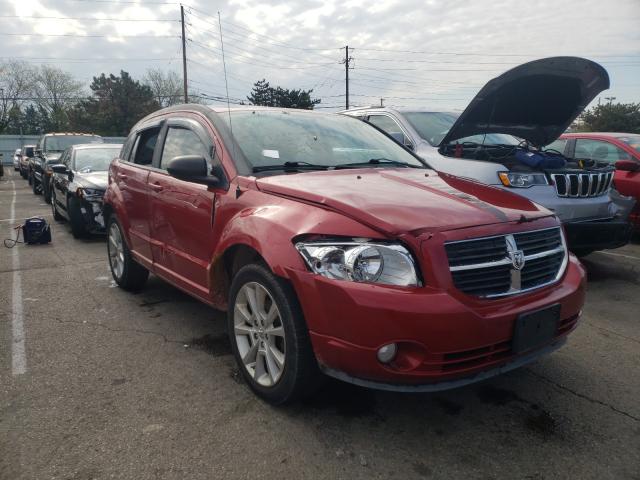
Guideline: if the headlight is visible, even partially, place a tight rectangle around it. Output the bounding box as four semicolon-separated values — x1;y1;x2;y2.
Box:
498;172;548;188
295;240;420;287
77;187;104;199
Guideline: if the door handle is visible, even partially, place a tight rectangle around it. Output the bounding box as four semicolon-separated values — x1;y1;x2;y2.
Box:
117;173;128;180
149;183;164;192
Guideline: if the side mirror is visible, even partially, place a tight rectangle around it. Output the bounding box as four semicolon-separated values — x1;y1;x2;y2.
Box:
167;155;222;187
51;164;68;174
615;160;640;172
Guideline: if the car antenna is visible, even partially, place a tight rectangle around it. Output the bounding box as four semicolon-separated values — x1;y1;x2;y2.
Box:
218;11;236;161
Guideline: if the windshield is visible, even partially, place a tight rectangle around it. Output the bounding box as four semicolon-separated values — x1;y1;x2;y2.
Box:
45;135;103;152
74;147;120;172
616;135;640;155
224;110;426;170
403;112;520;147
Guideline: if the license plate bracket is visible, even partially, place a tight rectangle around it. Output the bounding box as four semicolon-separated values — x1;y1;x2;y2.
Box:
512;304;560;354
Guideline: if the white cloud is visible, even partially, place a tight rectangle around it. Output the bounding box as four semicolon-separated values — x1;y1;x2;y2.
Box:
1;0;638;109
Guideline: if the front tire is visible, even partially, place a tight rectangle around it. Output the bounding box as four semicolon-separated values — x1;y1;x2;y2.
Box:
228;263;320;404
32;177;40;195
43;180;52;204
67;197;86;239
107;215;148;291
51;191;63;221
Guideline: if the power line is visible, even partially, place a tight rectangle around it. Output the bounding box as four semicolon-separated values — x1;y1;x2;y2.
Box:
0;32;178;38
0;15;178;22
354;47;640;58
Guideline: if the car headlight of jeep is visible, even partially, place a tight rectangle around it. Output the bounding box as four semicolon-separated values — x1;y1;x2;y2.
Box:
498;172;548;188
295;241;420;287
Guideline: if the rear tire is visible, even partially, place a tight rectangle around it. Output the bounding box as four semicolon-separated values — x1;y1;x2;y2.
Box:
107;215;148;291
228;263;321;405
32;177;40;195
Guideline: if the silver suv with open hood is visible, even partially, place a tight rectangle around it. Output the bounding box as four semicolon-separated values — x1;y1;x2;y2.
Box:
342;57;635;256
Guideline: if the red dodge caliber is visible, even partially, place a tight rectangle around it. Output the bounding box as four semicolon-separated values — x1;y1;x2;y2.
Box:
104;105;585;404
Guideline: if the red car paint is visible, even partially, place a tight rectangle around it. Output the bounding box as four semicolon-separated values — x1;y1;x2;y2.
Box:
105;105;585;390
560;132;640;230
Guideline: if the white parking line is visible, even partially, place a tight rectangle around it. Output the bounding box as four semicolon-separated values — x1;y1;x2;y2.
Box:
596;251;640;262
8;180;27;375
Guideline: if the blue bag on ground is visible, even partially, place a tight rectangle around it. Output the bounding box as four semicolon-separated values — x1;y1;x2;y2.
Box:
22;217;51;244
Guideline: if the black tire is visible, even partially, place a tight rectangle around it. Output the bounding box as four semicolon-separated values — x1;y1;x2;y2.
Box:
32;177;40;195
227;263;321;405
43;179;52;204
51;191;63;221
67;197;87;238
572;249;594;258
28;172;32;185
107;215;149;291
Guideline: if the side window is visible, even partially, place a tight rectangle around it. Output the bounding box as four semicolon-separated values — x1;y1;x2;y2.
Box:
545;139;567;154
132;127;161;166
574;139;631;164
121;134;136;161
367;115;413;148
159;127;208;170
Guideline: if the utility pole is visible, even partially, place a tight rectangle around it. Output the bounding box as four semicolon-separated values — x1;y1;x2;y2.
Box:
604;96;616;105
180;5;188;103
341;46;353;109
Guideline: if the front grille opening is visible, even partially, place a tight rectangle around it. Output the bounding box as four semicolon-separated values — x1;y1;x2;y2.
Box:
446;227;565;297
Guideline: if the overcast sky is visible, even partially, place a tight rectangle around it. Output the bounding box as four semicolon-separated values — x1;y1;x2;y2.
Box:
2;0;639;111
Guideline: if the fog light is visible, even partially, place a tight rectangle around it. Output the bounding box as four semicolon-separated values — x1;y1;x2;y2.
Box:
377;343;397;364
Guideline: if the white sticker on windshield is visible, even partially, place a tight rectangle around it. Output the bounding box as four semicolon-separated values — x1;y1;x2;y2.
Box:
262;149;280;159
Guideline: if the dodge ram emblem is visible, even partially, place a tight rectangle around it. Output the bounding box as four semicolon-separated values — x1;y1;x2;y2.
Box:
505;235;526;271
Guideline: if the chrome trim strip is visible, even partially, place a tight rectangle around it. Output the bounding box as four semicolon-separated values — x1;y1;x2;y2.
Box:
444;226;560;246
449;245;564;272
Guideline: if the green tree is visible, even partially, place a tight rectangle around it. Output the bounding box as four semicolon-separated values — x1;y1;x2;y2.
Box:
70;71;159;136
247;78;320;110
580;102;640;133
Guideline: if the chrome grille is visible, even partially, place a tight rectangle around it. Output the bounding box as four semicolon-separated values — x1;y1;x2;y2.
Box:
550;171;613;197
445;227;567;298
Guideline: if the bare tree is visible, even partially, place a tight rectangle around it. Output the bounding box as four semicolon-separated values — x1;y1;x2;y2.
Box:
33;66;85;130
0;60;35;133
143;68;183;107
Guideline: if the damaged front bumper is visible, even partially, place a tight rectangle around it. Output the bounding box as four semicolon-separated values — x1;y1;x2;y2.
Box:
564;217;633;252
79;197;106;233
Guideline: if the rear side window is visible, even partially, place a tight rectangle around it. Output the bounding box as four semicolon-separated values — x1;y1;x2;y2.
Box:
159;127;207;170
367;115;413;148
132;128;161;166
574;139;632;164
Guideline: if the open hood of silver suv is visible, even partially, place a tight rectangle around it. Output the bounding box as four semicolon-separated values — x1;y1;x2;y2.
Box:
438;57;609;148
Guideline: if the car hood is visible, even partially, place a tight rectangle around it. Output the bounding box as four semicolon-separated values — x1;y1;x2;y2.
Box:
256;169;552;236
43;153;61;161
76;171;108;190
438;56;610;148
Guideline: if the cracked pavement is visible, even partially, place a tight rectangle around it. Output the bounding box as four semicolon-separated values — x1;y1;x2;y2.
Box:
1;169;639;479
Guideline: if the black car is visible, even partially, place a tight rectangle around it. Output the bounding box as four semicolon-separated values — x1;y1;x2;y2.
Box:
51;143;122;238
19;145;35;179
31;132;103;201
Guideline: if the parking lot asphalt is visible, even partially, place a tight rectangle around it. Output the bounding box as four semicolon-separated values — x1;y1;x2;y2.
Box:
1;168;639;480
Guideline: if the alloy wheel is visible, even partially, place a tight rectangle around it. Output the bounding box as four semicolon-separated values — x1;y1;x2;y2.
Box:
234;282;286;387
108;222;125;280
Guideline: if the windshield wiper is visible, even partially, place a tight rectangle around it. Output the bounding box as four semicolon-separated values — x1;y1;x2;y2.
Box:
252;161;330;173
334;158;419;169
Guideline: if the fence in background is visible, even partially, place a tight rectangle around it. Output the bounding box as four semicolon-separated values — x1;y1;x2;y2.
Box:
0;135;126;165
